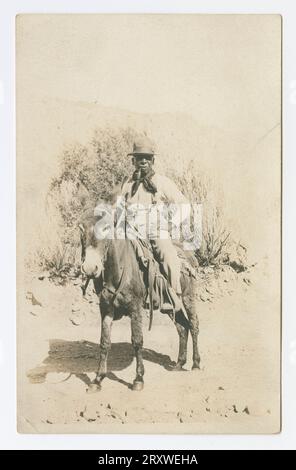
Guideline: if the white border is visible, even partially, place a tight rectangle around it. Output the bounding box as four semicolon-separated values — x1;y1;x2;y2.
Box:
0;0;295;450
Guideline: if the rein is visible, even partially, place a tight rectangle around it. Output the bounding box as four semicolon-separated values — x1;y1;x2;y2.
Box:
81;276;91;297
81;239;110;297
81;239;129;304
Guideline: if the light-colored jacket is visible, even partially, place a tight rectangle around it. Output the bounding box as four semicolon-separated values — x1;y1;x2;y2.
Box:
120;174;190;239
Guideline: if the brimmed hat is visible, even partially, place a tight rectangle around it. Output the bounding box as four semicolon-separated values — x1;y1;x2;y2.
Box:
128;137;155;157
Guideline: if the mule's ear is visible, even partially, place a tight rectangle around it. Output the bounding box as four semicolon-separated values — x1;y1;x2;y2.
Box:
78;223;85;234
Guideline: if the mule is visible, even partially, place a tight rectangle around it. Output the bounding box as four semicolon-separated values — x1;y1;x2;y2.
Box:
79;214;200;392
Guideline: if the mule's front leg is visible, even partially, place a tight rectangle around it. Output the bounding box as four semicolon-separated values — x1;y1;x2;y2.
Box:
88;311;113;393
131;309;144;391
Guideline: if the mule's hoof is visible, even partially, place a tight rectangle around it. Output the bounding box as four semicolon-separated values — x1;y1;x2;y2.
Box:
191;364;200;371
132;380;144;391
87;382;102;393
170;363;186;372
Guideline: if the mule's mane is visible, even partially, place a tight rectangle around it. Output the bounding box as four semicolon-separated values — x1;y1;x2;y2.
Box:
78;206;135;264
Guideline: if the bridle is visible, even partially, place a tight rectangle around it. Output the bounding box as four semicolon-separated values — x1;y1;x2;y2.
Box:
80;238;110;297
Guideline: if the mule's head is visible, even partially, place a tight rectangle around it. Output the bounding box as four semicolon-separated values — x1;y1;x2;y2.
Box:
79;215;108;278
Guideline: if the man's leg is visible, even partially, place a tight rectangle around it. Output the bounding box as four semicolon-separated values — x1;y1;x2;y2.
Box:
151;238;183;312
151;238;181;293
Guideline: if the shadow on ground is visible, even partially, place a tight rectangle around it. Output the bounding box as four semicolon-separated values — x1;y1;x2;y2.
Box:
27;340;175;389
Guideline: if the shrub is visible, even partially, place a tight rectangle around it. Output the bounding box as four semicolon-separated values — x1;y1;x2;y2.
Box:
168;161;232;266
48;128;140;232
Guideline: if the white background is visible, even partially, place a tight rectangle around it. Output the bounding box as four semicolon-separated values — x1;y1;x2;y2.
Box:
0;0;295;450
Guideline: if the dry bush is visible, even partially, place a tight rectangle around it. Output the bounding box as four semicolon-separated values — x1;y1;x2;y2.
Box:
198;208;231;266
168;160;235;267
39;128;139;278
48;128;139;232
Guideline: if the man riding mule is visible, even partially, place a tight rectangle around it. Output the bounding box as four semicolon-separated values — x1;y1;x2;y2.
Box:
117;137;195;313
79;138;200;392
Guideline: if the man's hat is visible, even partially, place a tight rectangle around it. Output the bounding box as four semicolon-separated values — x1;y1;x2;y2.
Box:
128;137;155;157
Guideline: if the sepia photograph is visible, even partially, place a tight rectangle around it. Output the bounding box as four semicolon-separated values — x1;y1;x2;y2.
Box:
16;14;281;434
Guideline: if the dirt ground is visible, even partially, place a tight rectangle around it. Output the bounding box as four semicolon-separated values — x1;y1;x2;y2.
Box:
17;262;280;434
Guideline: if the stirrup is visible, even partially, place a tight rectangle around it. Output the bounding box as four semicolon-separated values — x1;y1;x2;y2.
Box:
160;302;174;314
